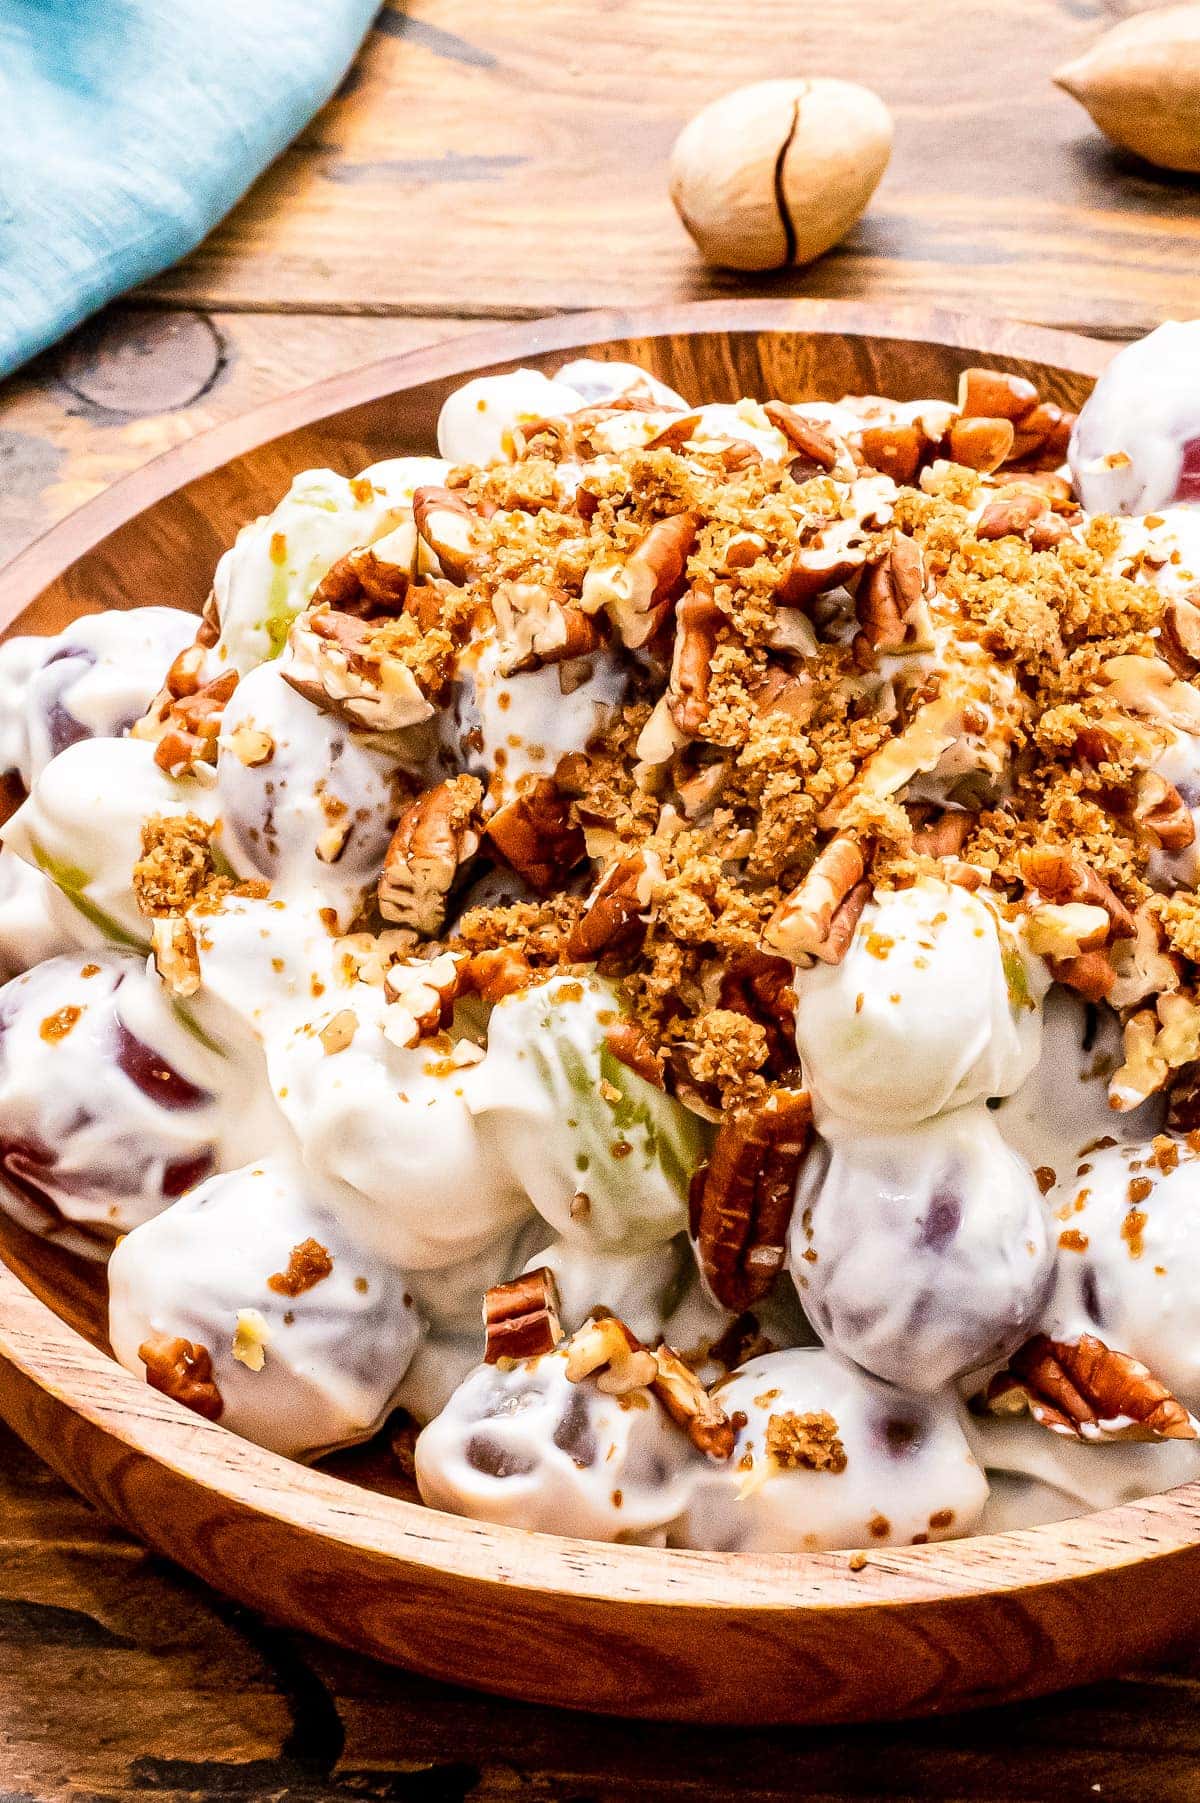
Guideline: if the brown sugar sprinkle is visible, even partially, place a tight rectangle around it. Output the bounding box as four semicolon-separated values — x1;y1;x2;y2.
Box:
39;1004;81;1043
765;1409;848;1474
1152;1137;1181;1175
1128;1177;1154;1205
267;1238;334;1297
1122;1208;1149;1259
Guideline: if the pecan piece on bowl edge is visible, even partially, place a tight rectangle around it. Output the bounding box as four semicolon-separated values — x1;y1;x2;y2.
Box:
982;1333;1197;1442
484;1268;563;1364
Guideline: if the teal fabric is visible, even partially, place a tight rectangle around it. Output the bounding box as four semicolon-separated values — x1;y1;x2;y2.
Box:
0;1;380;376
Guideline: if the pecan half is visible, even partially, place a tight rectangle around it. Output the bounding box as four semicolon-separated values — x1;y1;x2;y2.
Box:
378;775;482;934
650;1343;735;1459
691;1087;812;1311
763;401;840;471
579;512;698;649
138;1332;223;1421
765;835;870;965
283;607;437;732
855;531;930;656
412;486;479;583
483;1268;564;1364
491;581;605;675
984;1333;1197;1442
482;778;585;894
667;583;724;735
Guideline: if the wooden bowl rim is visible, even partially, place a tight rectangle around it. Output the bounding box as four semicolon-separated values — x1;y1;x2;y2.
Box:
2;296;1182;1622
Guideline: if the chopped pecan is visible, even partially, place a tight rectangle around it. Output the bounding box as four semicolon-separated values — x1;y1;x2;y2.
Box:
956;367;1039;423
858;422;924;484
151;916;201;998
138;1332;223;1421
855;531;931;656
458;946;535;1005
491;581;605;675
1160;591;1200;678
718;951;797;1075
765;835;870;965
136;670;238;776
482;778;585;894
976;491;1047;541
283;606;438;732
381;950;463;1046
763;401;840;471
412;486;480;583
946;416;1015;473
1008;401;1075;466
1019;845;1135;942
565;1316;657;1394
564;849;657;961
776;545;865;610
1024;902;1112;960
1101;655;1200;736
311;542;414;618
667;583;724;735
604;1017;665;1088
645;412;703;450
690;1087;812;1311
164;641;208;699
907;806;973;859
579;512;698;649
378;775;482;935
748;665;814;725
984;1333;1197;1442
1131;772;1195;852
268;1238;334;1297
650;1343;735;1460
483;1268;564;1364
1046;948;1116;1003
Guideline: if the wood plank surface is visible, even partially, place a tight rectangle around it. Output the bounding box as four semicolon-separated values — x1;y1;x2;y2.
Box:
141;0;1200;335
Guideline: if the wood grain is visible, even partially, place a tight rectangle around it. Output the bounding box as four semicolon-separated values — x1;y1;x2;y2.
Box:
5;305;1193;1732
138;0;1200;336
0;1418;1197;1802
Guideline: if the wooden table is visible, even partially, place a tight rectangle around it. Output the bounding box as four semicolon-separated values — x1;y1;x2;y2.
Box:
0;0;1199;1793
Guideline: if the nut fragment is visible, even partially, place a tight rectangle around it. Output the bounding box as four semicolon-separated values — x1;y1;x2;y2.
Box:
984;1333;1197;1442
379;775;482;935
138;1332;223;1421
765;835;869;964
483;1268;564;1364
957;367;1039;424
491;581;605;675
412;486;479;583
1019;845;1135;942
565;1316;657;1395
283;607;437;732
667;583;724;734
151;916;201;998
1131;772;1195;853
650;1342;735;1459
1024;902;1111;959
135;670;239;776
603;1017;665;1088
481;778;584;894
1161;592;1200;677
579;511;699;648
762;401;840;470
564;849;658;960
691;1087;813;1311
855;531;931;655
381;951;463;1047
858;422;924;484
946;416;1015;473
311;541;414;618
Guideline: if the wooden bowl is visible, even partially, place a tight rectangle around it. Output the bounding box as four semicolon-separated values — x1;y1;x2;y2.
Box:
7;299;1197;1727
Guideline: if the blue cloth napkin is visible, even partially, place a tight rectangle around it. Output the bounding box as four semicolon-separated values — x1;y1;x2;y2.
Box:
0;0;380;377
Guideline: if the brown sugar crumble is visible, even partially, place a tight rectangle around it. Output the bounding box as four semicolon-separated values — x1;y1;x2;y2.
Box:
267;1238;334;1297
766;1409;848;1474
